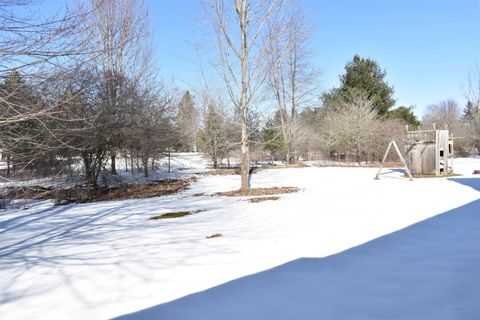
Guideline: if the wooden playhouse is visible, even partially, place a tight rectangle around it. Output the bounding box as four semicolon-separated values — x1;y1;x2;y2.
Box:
405;125;454;176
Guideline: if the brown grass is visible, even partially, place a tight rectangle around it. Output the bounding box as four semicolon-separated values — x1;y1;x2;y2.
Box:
150;209;205;220
217;186;299;197
150;211;191;220
4;186;54;200
248;196;280;203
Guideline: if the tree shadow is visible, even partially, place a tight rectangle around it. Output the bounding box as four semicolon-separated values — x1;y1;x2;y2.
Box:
448;177;480;192
114;197;480;320
0;200;156;306
0;192;243;310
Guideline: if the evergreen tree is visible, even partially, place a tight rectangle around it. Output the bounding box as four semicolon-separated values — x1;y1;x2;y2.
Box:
0;70;48;174
386;106;420;127
176;90;199;151
463;101;477;120
262;121;285;161
200;104;232;168
323;55;395;115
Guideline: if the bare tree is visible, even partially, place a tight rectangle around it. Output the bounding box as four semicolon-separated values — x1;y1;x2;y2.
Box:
0;0;82;77
422;99;462;132
318;89;404;163
80;0;152;174
126;82;176;177
201;0;290;190
0;1;87;179
267;3;319;163
462;68;480;154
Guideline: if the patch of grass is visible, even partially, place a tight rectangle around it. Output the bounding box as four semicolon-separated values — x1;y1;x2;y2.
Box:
150;211;191;220
249;196;280;203
217;186;299;197
150;209;205;220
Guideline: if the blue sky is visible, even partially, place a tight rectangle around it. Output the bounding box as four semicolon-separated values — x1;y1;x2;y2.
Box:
148;0;480;117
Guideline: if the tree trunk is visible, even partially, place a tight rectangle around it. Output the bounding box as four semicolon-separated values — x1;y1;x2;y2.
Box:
240;125;249;190
130;153;134;175
6;155;10;177
82;154;97;188
111;154;117;174
143;157;149;177
168;151;171;173
239;0;250;190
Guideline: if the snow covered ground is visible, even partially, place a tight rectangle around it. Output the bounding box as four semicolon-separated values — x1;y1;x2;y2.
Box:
0;153;211;189
1;158;479;319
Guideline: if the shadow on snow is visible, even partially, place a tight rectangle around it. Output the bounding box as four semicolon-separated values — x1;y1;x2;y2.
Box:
115;178;480;320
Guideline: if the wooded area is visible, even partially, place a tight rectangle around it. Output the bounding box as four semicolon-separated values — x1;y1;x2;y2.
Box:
1;0;480;191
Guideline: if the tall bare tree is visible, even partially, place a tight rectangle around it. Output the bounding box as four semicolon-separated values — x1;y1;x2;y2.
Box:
81;0;151;174
202;0;290;190
422;99;462;133
462;68;480;153
268;4;319;163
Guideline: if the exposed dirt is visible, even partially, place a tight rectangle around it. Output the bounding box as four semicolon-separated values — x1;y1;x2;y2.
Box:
206;233;223;239
217;186;299;197
4;177;196;205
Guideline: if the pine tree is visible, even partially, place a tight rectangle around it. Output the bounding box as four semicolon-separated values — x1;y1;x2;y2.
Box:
386;106;420;127
323;55;395;116
463;101;476;120
0;70;46;173
201;104;232;169
176;90;199;152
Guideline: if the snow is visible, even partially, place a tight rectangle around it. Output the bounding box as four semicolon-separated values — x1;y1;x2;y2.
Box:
1;157;480;319
0;153;211;189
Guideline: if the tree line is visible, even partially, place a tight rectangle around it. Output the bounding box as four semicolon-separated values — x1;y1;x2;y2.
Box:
1;0;479;190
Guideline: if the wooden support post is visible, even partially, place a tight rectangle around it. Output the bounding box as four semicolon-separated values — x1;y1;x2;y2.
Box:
375;141;414;181
374;141;393;180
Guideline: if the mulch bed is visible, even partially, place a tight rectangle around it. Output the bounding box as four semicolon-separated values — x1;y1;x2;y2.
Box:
217;186;299;197
203;167;261;176
3;177;196;205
